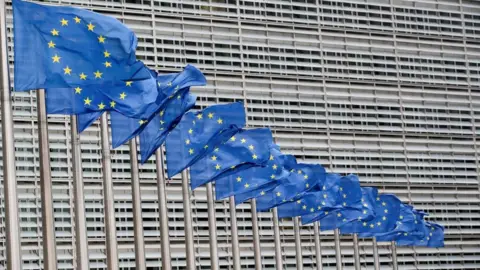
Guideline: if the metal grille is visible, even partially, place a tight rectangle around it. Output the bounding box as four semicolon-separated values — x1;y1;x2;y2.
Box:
0;0;479;269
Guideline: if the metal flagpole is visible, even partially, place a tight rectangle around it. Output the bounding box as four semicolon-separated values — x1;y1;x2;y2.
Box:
250;198;262;270
391;241;398;270
352;234;361;270
294;217;303;270
372;238;380;270
229;196;241;270
0;1;22;268
181;170;196;269
313;222;323;270
100;113;119;270
36;89;58;270
333;229;342;270
70;115;89;270
272;208;283;270
128;139;146;270
206;183;220;270
155;148;171;270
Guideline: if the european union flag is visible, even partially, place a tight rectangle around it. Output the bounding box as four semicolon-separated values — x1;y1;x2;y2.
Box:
255;163;326;212
215;145;290;202
189;128;273;189
14;0;153;93
165;102;246;178
425;222;444;248
394;211;429;246
375;204;417;242
110;65;206;148
277;174;362;219
77;111;102;132
340;194;401;236
139;92;197;164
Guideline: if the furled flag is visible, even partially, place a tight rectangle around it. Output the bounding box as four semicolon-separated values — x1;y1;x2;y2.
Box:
255;163;326;212
375;204;417;242
189;128;273;189
110;65;206;148
13;0;156;105
165;102;246;178
340;194;401;236
302;186;378;227
215;145;290;202
277;173;362;219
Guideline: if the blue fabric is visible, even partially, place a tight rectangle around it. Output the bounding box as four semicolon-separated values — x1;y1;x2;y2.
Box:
393;212;429;246
110;65;206;148
77;112;103;132
255;163;326;212
215;146;289;202
165;102;246;178
277;174;362;219
14;0;157;112
375;204;417;242
425;222;444;248
189;128;273;189
138;92;197;164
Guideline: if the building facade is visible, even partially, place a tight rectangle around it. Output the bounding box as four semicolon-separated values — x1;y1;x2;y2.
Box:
1;0;480;269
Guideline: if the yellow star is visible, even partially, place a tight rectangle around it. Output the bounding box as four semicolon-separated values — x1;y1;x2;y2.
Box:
240;138;246;143
189;148;194;155
244;183;250;188
104;61;112;68
185;139;191;145
363;222;367;227
63;66;72;75
270;174;275;179
230;136;236;141
98;35;106;43
269;155;274;161
323;194;327;198
167;81;172;86
252;154;257;159
376;197;380;201
159;110;164;116
384;209;389;213
60;18;68;26
84;97;92;106
74;87;82;94
321;201;326;205
276;192;281;197
214;147;219;152
87;23;95;31
188;128;193;134
98;102;105;110
208;113;214;119
363;203;368;207
215;164;221;170
305;183;310;188
79;73;87;80
339;187;343;191
139;120;146;125
272;164;278;170
104;50;111;58
370;224;374;228
377;222;381;227
120;92;127;100
236;177;242;182
51;29;59;36
382;202;386;206
304;175;308;180
52;54;61;63
48;41;55;48
297;170;302;174
217;118;223;124
74;17;81;23
204;145;209;149
260;191;265;196
302;205;307;210
110;101;116;108
337;213;342;217
399;216;404;220
297;200;301;204
310;208;315;212
248;145;254;150
343;202;347;206
94;70;102;79
211;155;217;161
124;81;133;87
363;210;368;214
197;114;203;119
382;216;387;221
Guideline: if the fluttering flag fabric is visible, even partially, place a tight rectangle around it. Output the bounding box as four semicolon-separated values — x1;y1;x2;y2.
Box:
216;145;289;202
340;194;401;236
255;163;326;212
189;128;273;189
424;222;444;247
139;92;197;163
165;102;246;178
375;204;417;242
77;111;102;132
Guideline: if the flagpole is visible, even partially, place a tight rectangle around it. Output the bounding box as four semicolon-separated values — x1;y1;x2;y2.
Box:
294;217;303;270
391;241;398;270
250;198;262;270
0;0;22;268
206;182;220;270
181;170;196;269
372;238;380;270
155;148;171;270
313;222;323;270
352;234;361;270
100;113;119;270
229;196;241;270
272;208;283;270
333;229;342;270
70;115;89;270
128;139;146;270
36;89;58;270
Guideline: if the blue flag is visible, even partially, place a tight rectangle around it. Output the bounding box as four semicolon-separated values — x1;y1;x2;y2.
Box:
375;204;417;242
255;163;326;212
13;0;156;105
110;65;206;148
277;174;362;219
139;92;197;164
215;146;290;202
165;102;246;178
189;128;273;189
77;111;103;132
340;194;401;236
425;222;444;248
394;211;429;246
